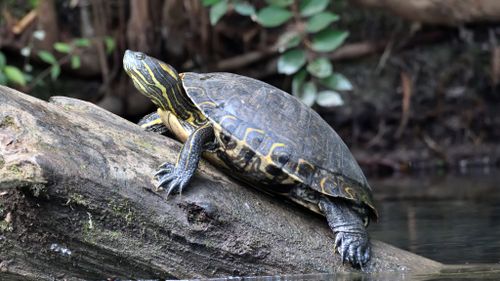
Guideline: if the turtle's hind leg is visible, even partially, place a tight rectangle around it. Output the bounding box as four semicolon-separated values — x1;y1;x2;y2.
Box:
319;197;371;267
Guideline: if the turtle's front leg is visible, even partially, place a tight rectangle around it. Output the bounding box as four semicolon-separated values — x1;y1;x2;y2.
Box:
155;123;215;197
319;197;371;267
138;111;170;135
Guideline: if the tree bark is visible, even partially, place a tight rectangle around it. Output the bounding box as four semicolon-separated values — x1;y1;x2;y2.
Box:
0;86;442;280
35;0;59;50
349;0;500;25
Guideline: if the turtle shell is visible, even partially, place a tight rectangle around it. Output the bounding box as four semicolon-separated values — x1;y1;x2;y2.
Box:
181;72;377;219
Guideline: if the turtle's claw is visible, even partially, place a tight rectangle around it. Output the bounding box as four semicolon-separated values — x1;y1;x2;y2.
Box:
342;246;349;264
335;234;342;252
155;162;180;193
156;173;174;190
164;177;189;198
335;231;370;268
154;162;191;197
165;180;179;198
155;162;175;177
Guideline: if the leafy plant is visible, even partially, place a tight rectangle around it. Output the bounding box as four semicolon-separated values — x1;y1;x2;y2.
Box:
203;0;353;107
0;52;28;87
20;35;115;89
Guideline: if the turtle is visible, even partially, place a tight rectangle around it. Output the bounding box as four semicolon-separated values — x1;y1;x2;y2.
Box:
123;50;377;267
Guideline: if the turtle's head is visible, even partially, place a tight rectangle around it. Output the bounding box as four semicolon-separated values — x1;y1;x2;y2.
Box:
123;50;181;109
123;50;205;125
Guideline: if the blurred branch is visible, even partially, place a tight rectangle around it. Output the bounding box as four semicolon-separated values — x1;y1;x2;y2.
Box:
26;54;71;91
12;10;37;35
215;40;388;72
214;46;277;71
349;0;500;25
395;71;412;139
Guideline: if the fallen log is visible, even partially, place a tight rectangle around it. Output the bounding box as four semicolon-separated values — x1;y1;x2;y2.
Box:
349;0;500;25
0;86;442;280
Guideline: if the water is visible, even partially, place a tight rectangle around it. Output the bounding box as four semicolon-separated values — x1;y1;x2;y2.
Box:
370;171;500;264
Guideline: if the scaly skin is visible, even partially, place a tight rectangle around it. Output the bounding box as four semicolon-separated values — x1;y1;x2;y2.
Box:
154;123;215;196
138;112;170;135
319;197;371;267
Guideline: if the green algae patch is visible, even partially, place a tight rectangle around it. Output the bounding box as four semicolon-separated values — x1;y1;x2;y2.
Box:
0;116;15;128
109;199;135;225
69;193;91;208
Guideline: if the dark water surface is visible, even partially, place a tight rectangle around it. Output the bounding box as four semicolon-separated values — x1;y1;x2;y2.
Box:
370;170;500;264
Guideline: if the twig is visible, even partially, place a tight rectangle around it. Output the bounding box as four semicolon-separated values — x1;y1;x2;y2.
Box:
421;132;447;161
26;55;71;91
214;46;277;71
366;120;388;148
12;10;37;35
375;39;394;73
395;71;412;139
330;40;388;61
490;29;500;87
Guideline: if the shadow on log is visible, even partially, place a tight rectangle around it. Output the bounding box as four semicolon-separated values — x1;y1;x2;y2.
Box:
0;86;442;280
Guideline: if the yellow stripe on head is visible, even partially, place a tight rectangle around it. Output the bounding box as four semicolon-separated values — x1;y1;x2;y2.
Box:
160;62;179;81
132;67;168;109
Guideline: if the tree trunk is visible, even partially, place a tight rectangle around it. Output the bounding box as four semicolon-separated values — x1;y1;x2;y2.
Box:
0;86;442;280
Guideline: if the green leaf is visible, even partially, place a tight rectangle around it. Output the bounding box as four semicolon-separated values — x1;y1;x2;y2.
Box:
71;55;81;69
277;49;306;75
73;38;91;48
306;12;339;33
292;69;307;97
306;57;332;78
234;2;255;16
4;65;27;86
299;81;317;107
299;0;329;17
0;52;6;69
320;73;353;91
265;0;293;7
53;42;72;54
38;50;57;64
311;29;349;52
210;0;228;25
277;31;302;53
202;0;220;6
316;90;344;107
29;0;39;8
50;64;61;80
104;36;116;54
256;6;292;28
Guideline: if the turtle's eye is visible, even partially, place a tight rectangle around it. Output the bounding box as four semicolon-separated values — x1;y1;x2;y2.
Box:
135;52;146;60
